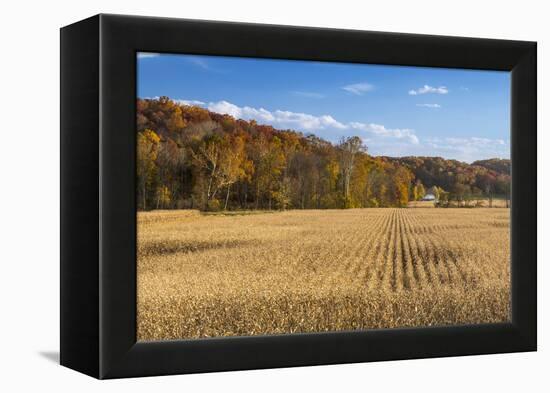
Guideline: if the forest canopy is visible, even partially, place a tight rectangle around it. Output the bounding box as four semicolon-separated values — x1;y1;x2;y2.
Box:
136;97;510;211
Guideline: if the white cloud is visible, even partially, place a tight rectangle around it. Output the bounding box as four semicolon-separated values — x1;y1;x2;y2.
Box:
186;56;211;70
416;103;442;108
423;137;509;163
366;135;509;162
174;99;206;106
273;110;347;130
292;91;325;99
349;122;419;145
207;101;275;123
206;101;347;131
196;99;416;145
169;97;507;161
342;82;374;95
408;85;449;95
137;52;160;59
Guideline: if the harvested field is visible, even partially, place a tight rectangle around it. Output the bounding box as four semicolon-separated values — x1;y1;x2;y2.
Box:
137;208;510;341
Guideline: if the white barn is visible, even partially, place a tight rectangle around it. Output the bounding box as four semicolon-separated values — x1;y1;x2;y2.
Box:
421;193;436;201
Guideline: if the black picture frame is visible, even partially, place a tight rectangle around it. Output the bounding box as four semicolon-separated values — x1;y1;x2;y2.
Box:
60;14;537;379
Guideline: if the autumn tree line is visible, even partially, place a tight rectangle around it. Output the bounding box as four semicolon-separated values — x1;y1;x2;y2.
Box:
137;97;511;211
389;156;511;207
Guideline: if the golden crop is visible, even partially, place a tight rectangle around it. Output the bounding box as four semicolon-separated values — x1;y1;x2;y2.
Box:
137;208;510;341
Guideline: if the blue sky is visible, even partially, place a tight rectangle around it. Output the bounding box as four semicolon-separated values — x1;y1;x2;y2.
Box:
137;52;510;163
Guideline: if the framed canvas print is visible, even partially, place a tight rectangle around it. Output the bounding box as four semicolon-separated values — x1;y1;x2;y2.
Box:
60;14;536;379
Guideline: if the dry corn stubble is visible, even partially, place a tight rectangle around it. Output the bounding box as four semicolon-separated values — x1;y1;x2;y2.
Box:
137;208;510;341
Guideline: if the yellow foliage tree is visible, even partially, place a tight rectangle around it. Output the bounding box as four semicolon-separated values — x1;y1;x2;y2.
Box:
137;129;160;210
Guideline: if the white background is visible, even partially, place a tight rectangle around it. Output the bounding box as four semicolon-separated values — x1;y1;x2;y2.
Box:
0;0;546;390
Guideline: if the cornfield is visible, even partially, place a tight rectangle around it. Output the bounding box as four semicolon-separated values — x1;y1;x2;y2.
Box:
137;208;510;341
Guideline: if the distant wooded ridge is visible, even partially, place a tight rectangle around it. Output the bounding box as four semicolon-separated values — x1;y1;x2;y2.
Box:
137;97;510;211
